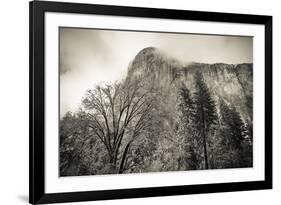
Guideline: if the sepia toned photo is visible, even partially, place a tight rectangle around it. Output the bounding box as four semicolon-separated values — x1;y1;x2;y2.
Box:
59;27;253;177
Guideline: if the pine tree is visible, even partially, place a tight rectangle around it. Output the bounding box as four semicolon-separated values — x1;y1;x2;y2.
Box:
219;99;246;150
242;119;253;167
219;99;247;167
193;71;218;169
177;84;199;170
178;84;195;126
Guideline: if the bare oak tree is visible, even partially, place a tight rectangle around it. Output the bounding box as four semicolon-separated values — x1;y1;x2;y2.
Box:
82;77;156;173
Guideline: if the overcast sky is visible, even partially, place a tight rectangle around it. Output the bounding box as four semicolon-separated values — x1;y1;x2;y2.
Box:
60;27;253;116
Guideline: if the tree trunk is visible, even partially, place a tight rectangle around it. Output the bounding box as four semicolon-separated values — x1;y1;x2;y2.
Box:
200;102;209;169
202;130;209;169
118;141;131;173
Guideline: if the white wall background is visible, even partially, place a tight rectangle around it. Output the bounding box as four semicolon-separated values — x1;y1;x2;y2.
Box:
0;0;279;204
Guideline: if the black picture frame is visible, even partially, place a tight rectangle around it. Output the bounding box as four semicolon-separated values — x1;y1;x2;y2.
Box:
29;1;272;204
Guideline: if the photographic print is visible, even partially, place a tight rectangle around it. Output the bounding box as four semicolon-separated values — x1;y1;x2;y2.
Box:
59;28;253;177
30;2;272;203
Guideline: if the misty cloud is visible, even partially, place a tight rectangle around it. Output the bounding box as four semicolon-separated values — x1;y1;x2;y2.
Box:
59;27;253;115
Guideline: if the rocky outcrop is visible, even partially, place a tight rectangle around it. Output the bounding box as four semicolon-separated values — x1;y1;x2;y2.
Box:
127;47;253;121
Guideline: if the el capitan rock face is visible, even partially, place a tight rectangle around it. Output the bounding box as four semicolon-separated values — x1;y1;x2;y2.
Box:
127;47;253;122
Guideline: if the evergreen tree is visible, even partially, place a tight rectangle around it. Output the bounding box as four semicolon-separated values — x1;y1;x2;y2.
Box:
219;99;246;150
178;84;195;126
193;71;218;169
219;99;247;167
177;84;199;170
241;119;253;167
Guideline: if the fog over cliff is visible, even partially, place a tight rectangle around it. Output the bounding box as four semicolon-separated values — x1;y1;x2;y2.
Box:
59;28;253;115
127;47;252;122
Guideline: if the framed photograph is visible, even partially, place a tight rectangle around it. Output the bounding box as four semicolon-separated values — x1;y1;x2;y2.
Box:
29;1;272;204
